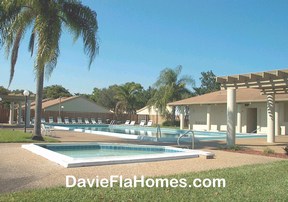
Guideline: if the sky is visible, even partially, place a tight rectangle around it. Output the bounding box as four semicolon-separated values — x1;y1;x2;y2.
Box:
1;0;288;94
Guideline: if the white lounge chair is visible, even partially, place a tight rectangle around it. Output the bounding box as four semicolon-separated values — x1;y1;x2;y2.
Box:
41;118;46;123
64;117;70;124
110;120;115;125
77;117;83;124
57;117;63;124
98;119;102;124
30;117;35;125
124;120;130;125
71;118;76;124
49;117;54;123
41;124;54;136
91;118;97;124
130;121;136;126
139;120;146;126
85;118;90;124
147;120;153;127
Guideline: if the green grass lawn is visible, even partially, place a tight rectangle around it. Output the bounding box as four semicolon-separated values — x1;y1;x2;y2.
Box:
0;129;59;143
1;161;287;201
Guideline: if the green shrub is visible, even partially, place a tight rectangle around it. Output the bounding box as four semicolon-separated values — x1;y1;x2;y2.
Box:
283;145;288;155
263;147;275;155
162;120;180;127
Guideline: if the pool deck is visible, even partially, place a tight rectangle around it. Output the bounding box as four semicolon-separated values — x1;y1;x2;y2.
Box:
0;130;287;194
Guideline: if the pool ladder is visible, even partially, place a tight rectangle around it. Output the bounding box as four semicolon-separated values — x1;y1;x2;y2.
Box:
156;124;162;139
177;130;195;149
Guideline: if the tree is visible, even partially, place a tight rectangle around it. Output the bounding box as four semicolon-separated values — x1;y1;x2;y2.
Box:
0;86;10;95
90;85;119;112
43;85;72;99
0;1;98;140
193;70;220;95
115;82;144;114
149;65;194;120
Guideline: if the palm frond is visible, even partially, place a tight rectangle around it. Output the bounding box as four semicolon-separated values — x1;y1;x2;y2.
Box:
62;1;99;68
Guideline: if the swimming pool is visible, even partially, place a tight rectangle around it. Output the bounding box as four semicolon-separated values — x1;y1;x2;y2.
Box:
50;123;266;143
22;143;213;168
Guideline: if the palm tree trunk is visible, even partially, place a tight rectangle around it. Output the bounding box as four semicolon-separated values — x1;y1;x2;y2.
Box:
32;69;44;141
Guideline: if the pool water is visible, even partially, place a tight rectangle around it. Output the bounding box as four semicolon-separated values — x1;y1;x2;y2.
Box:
41;144;176;158
49;123;267;142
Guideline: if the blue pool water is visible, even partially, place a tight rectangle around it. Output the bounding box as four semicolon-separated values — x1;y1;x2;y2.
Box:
40;143;180;158
48;124;266;141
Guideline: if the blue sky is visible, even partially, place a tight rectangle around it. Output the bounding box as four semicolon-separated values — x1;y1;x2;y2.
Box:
1;0;288;94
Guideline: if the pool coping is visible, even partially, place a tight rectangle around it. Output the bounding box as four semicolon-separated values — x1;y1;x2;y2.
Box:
22;143;214;168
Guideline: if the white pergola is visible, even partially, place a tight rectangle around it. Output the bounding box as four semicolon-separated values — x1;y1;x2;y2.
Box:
0;94;34;126
216;69;288;146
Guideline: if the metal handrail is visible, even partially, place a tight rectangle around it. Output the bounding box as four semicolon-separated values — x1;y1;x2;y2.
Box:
250;126;261;134
156;124;162;139
177;130;195;149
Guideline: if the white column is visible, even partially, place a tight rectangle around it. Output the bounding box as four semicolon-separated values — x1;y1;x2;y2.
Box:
26;100;31;127
179;106;185;130
267;94;275;143
9;102;15;124
237;104;242;133
206;105;211;131
188;106;193;130
227;88;236;146
17;102;22;125
275;103;280;136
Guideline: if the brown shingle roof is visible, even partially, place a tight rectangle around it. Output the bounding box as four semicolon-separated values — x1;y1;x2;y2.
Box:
168;88;288;106
30;96;77;110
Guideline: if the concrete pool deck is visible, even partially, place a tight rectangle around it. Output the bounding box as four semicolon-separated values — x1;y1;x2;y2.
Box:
0;130;287;194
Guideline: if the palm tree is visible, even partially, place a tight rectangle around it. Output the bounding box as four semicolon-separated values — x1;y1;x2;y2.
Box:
0;0;98;140
115;82;143;115
149;65;194;120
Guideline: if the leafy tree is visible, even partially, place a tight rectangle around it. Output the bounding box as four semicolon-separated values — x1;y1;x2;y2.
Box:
43;85;72;99
115;82;144;114
193;70;220;95
0;86;10;95
149;65;194;120
0;1;99;140
91;85;119;112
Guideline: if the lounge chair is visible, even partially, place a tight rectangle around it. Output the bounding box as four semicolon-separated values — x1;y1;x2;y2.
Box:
64;117;70;124
124;120;130;125
57;117;63;124
84;118;90;124
30;117;35;125
110;120;115;125
139;120;146;126
91;118;97;124
98;119;102;124
71;118;76;124
147;120;153;127
77;117;83;124
41;118;46;123
49;116;54;123
130;121;136;126
41;124;54;136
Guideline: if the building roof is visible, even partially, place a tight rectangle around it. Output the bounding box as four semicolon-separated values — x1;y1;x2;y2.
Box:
30;96;111;113
168;88;288;106
30;96;76;109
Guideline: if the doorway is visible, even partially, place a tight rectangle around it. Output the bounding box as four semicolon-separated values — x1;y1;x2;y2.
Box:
246;108;257;133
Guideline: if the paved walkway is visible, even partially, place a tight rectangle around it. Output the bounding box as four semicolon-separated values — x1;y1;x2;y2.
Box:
0;130;287;193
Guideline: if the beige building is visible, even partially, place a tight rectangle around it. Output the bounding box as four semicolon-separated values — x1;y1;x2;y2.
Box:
30;96;112;122
169;88;288;135
136;105;172;124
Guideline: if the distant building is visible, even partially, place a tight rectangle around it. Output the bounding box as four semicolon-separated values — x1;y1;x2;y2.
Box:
169;88;288;135
137;105;172;124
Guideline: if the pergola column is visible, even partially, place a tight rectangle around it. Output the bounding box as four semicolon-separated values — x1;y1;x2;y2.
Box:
179;106;185;130
26;100;31;127
275;102;280;136
9;102;15;124
237;104;242;133
17;102;22;125
206;105;211;131
227;88;236;146
267;94;275;143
